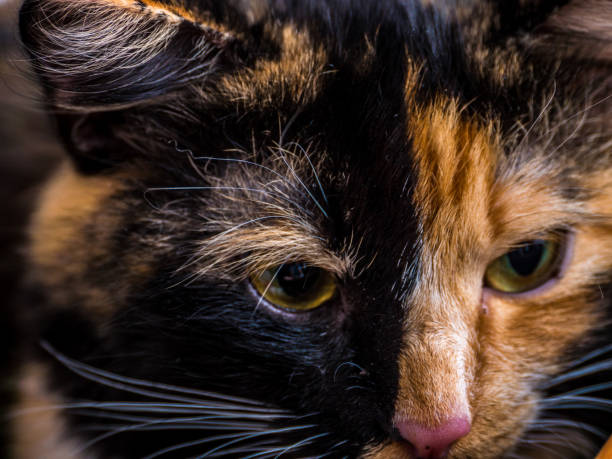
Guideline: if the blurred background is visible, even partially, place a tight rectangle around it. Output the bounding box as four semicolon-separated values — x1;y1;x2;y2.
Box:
0;0;62;454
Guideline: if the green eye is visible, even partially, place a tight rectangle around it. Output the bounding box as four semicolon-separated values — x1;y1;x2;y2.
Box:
484;239;562;294
250;263;337;311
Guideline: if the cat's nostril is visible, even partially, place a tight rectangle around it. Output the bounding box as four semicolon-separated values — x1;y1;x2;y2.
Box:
394;416;471;459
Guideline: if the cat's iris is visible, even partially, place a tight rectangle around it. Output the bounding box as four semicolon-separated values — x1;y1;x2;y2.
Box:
250;263;336;311
484;239;562;294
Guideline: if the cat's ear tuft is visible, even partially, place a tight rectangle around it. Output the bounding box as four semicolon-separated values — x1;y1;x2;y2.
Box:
19;0;248;171
533;0;612;63
19;0;242;110
480;0;612;62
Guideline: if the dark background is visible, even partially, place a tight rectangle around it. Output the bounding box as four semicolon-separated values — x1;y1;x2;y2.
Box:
0;0;62;455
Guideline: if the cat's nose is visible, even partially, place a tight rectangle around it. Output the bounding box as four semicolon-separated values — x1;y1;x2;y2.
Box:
394;416;471;459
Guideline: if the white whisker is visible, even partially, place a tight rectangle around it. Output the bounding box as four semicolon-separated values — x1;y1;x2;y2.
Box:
234;432;330;459
9;401;292;419
562;344;612;371
253;263;284;315
143;432;249;459
287;141;328;205
143;425;315;459
541;394;612;413
71;413;272;457
551;381;612;398
191;154;305;197
42;341;284;412
73;410;270;430
199;442;275;458
527;418;606;439
315;440;349;458
516;81;557;150
273;146;329;219
273;432;330;458
198;425;318;458
542;358;612;388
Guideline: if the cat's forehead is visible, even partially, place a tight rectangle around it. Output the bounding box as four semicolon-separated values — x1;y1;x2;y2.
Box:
24;0;607;290
190;1;597;289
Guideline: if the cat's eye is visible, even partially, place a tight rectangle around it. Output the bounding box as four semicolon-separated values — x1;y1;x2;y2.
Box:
484;238;564;294
250;263;337;311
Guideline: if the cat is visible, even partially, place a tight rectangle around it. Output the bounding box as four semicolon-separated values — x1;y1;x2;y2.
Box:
6;0;612;458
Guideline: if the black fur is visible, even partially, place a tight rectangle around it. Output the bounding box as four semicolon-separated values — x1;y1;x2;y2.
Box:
13;0;612;457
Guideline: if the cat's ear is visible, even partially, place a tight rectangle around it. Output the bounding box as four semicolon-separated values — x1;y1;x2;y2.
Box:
486;0;612;64
531;0;612;64
19;0;246;171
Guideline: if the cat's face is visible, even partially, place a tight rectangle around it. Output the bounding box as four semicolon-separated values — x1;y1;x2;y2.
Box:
15;0;612;458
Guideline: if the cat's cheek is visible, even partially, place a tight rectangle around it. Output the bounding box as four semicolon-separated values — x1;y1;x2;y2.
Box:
464;296;543;457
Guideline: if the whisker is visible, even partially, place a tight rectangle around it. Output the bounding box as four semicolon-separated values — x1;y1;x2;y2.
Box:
144;425;315;459
198;425;318;458
273;146;329;219
148;183;306;212
278;107;302;148
42;341;284;412
540;394;612;414
191;154;304;197
273;432;330;458
71;413;273;457
541;358;612;389
200;442;276;458
562;344;612;370
71;409;163;424
526;419;606;439
333;361;367;382
145;185;272;196
315;440;350;458
145;182;312;228
521;421;599;457
559;92;612;124
56;365;272;414
546;403;612;414
513;436;569;459
344;385;371;392
552;381;612;398
158;143;312;218
548;110;587;155
516;81;557;150
79;423;265;431
138;432;247;459
286;141;328;205
253;263;285;315
235;432;330;459
9;402;292;419
73;410;270;430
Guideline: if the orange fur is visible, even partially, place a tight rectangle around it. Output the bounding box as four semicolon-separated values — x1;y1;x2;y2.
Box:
597;435;612;459
376;83;612;457
217;25;329;110
11;363;89;459
29;161;153;318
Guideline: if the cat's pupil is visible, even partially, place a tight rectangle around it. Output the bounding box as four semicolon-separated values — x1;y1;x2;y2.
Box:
507;242;545;276
277;263;320;297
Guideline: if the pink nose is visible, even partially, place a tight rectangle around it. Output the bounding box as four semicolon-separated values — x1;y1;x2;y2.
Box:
395;417;471;459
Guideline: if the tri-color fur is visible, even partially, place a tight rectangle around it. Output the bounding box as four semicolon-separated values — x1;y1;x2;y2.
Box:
9;0;612;457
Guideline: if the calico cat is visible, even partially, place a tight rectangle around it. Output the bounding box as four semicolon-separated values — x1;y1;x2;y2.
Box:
7;0;612;458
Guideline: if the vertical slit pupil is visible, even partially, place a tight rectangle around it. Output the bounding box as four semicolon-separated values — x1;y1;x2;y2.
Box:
277;263;320;296
507;242;545;276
